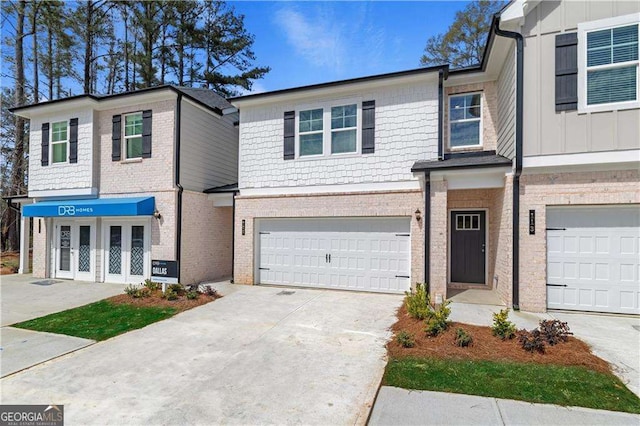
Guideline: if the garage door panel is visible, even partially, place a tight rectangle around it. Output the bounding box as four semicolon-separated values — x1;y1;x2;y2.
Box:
547;207;640;314
257;218;411;294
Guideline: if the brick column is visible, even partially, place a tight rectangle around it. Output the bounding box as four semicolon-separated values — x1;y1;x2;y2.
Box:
429;179;448;303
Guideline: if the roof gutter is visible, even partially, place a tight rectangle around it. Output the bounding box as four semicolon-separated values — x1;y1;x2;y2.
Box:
175;93;184;283
494;16;524;310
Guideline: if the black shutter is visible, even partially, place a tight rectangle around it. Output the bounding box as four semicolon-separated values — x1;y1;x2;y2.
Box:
142;109;152;158
41;122;49;166
283;110;295;160
112;115;121;161
69;118;78;163
555;32;578;112
362;100;375;154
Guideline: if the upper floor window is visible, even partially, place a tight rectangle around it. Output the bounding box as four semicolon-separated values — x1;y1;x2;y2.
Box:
449;93;482;148
124;112;143;159
331;104;357;154
51;121;68;163
586;24;638;105
299;108;323;156
297;101;360;158
578;14;640;112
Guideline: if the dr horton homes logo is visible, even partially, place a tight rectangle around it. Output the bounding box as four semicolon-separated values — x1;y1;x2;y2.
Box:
0;405;63;426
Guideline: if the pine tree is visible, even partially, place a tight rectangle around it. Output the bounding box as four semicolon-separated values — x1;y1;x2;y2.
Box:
420;1;505;68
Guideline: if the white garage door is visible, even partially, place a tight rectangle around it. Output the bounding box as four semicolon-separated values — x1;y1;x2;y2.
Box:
546;206;640;314
257;218;411;294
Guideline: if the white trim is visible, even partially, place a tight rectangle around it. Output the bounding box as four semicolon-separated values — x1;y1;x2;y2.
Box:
448;92;483;150
29;187;98;199
18;215;30;274
101;218;152;284
52;218;97;281
123;111;143;160
238;180;421;197
523;149;640;169
207;193;234;207
447;209;489;286
431;167;512;190
578;14;640;113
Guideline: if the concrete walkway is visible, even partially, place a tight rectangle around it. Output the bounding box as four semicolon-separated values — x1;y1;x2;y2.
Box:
0;274;126;326
1;284;402;425
370;387;640;425
0;274;126;378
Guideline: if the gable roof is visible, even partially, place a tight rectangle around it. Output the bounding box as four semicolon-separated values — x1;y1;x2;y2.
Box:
10;85;232;116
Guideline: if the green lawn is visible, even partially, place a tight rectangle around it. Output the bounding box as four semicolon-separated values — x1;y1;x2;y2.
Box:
13;300;177;341
383;357;640;414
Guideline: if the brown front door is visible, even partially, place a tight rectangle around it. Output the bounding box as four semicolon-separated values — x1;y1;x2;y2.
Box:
450;211;486;284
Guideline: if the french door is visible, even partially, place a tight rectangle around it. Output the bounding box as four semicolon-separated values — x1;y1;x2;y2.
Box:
103;220;150;284
55;220;96;281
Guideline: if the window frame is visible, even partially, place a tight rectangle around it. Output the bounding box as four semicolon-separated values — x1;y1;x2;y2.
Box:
123;111;144;160
295;98;362;160
448;92;483;150
50;120;69;164
578;13;640;113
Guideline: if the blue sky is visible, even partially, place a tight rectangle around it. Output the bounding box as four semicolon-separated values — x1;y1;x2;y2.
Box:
233;1;469;93
1;1;470;97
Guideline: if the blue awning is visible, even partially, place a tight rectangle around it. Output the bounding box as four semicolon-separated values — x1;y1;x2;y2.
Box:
22;197;155;218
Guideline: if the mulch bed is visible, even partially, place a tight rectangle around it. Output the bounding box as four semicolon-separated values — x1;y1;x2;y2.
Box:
388;305;611;375
1;251;19;275
109;288;220;313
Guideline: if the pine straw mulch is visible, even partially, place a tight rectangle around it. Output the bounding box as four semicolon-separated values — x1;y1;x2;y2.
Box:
1;251;20;275
388;305;611;375
108;288;221;313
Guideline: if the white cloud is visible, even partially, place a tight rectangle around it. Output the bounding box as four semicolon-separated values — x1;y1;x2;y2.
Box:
274;3;387;78
273;5;349;72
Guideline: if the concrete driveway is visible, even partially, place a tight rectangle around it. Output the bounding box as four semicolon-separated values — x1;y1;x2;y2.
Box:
0;284;402;425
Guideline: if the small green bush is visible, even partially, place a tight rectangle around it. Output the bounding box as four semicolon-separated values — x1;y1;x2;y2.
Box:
186;290;199;300
405;282;431;320
518;329;545;353
492;309;516;340
455;328;473;347
168;283;185;296
124;284;139;297
143;279;160;291
199;285;218;297
425;300;451;337
163;288;178;301
396;330;416;348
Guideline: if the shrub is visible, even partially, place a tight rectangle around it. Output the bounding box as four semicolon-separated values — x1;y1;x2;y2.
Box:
455;328;473;347
396;330;416;348
143;279;160;291
491;309;516;340
518;329;545;354
538;319;572;345
168;283;185;296
186;290;199;300
425;300;451;337
124;284;139;297
199;285;218;297
163;288;178;301
405;282;431;320
135;287;151;298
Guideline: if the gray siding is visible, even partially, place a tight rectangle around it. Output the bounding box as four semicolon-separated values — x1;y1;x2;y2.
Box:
179;99;239;192
497;43;516;159
522;0;640;157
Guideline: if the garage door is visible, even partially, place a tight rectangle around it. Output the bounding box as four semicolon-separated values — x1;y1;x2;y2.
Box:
546;206;640;314
257;218;411;294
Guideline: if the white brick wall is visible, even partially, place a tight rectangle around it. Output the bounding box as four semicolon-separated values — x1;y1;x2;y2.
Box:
98;100;176;194
28;109;95;195
238;82;439;189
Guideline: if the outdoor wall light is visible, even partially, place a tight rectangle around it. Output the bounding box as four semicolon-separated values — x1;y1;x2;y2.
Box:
415;209;422;222
153;210;162;220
